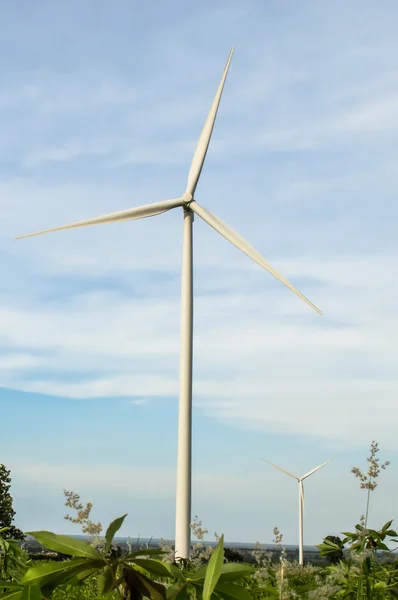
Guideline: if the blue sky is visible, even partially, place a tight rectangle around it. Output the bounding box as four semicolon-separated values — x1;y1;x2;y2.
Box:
1;0;397;547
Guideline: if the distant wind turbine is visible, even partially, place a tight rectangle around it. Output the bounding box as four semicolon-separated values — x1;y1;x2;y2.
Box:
261;457;332;565
17;48;322;560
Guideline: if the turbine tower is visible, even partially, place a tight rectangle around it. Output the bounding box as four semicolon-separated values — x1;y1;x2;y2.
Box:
261;458;332;565
17;48;322;560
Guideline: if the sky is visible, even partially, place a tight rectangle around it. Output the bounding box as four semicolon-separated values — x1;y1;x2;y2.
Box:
1;0;398;548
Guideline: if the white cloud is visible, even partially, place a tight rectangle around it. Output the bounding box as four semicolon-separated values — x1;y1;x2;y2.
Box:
0;251;396;448
10;461;252;500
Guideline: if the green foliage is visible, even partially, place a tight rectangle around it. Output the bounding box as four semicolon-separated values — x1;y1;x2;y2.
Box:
341;520;398;553
0;518;255;600
0;467;24;542
0;528;30;585
202;534;224;600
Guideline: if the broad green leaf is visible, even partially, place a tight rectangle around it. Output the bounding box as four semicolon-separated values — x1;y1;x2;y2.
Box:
188;564;208;582
377;542;390;551
166;582;189;600
367;529;382;539
0;591;23;600
203;534;224;600
214;582;253;600
132;559;179;579
127;569;166;600
355;524;364;531
218;564;253;583
190;557;249;583
104;514;127;554
21;557;104;587
385;530;398;537
97;567;116;595
26;531;101;559
40;563;105;598
382;520;394;532
316;540;343;556
75;566;105;583
21;586;42;600
0;584;21;590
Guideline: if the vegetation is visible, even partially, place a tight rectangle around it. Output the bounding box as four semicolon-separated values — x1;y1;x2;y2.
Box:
0;466;24;541
0;440;397;599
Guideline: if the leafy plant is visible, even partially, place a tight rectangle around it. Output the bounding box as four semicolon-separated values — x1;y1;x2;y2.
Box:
0;526;30;588
0;517;255;600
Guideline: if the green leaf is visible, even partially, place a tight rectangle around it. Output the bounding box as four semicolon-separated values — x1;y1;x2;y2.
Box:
188;564;208;582
217;564;253;583
97;567;116;595
203;534;224;600
0;584;21;590
132;559;180;579
377;542;390;551
21;586;42;600
316;540;343;556
189;556;248;584
214;582;253;600
166;582;188;600
26;531;101;559
21;557;104;587
0;528;11;535
367;529;382;539
382;520;394;532
0;590;24;600
104;514;127;554
126;569;166;600
40;563;106;598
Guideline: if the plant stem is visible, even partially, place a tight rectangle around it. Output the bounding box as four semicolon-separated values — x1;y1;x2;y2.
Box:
364;477;372;530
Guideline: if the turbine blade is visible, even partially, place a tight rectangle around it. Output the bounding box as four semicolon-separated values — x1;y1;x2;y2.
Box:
190;201;322;315
260;458;299;480
301;458;333;481
15;198;183;240
185;48;234;197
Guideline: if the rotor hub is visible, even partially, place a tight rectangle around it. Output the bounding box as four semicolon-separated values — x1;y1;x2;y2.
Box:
182;192;193;206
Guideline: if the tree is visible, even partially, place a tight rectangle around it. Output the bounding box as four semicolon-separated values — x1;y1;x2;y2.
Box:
0;465;24;540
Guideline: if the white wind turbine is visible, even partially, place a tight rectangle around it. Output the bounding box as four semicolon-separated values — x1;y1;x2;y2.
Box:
17;48;322;560
261;457;332;565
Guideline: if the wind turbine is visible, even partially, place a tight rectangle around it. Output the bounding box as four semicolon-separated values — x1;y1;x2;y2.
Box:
16;48;322;560
261;457;332;565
